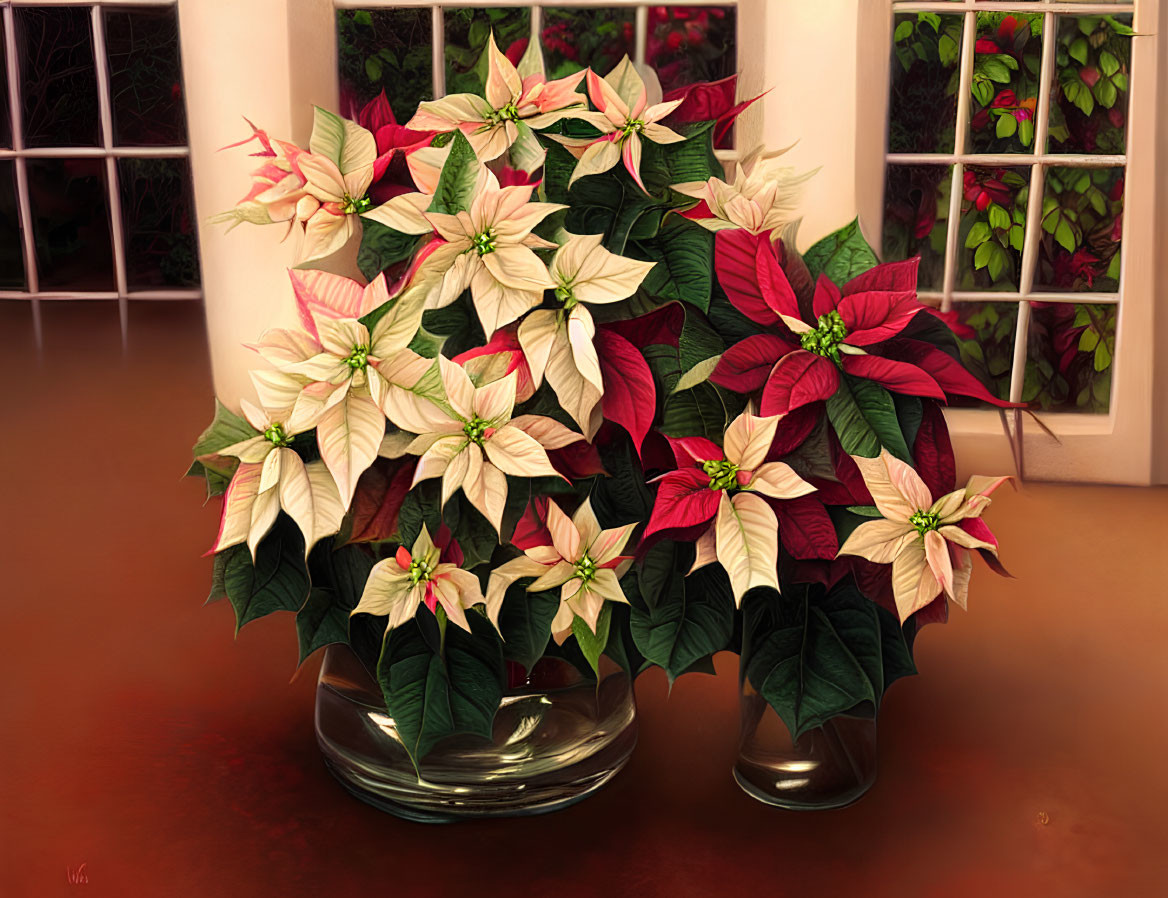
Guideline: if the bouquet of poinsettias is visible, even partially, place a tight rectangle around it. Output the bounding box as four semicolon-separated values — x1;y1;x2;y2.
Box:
191;36;1011;766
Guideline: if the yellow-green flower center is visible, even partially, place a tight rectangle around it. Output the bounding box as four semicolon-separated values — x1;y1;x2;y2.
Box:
622;119;645;138
554;283;578;309
473;228;498;256
341;193;372;215
408;557;434;584
574;553;598;585
800;309;848;363
263;422;292;447
463;416;489;446
492;102;520;123
909;509;942;534
702;458;740;491
345;345;369;370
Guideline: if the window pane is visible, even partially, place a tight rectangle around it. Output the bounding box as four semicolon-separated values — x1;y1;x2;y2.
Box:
27;158;114;291
888;13;962;154
105;6;187;147
541;8;635;81
1048;15;1132;154
1035;166;1123;293
0;16;11;150
882;163;951;291
968;12;1043;154
646;7;736;96
118;158;200;290
337;9;433;125
1025;302;1114;413
16;7;101;148
0;161;23;289
946;301;1018;408
957;166;1029;291
444;7;530;97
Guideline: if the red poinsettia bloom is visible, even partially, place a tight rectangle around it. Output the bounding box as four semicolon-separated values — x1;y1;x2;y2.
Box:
963;169;1014;211
710;230;1018;413
349;91;435;204
662;74;766;147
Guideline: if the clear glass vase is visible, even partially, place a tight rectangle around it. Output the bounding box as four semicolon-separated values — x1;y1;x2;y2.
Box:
733;681;877;810
315;644;638;822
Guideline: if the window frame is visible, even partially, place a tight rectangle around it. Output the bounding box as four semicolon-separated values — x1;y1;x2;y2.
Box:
0;0;201;347
855;0;1165;485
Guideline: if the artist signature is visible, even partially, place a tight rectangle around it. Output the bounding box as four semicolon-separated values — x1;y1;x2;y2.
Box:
66;863;89;886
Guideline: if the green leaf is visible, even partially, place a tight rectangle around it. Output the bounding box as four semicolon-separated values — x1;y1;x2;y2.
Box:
191;400;255;462
996;113;1017;139
1094;77;1117;108
744;582;912;740
964;220;992;248
986;242;1006;282
846;505;883;518
1055;219;1078;252
673;354;721;394
222;516;311;633
894;20;913;42
1018;117;1034;147
309;106;373;175
987;204;1010;232
662;382;742;443
356;218;423;281
630;561;734;683
572;604;613;677
497;586;561;673
377;611;504;766
1069;37;1089;65
364;57;382;82
802;218;879;287
636;217;714;312
295;587;352;664
1099;50;1120;77
981;58;1012;83
426;130;480;214
825;376;913;462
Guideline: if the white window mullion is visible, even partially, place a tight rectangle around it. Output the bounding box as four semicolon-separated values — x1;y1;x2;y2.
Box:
634;5;648;68
90;3;131;346
431;5;445;99
3;3;42;346
939;10;977;313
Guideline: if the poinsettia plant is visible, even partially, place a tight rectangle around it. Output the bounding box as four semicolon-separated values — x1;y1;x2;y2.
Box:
190;35;1013;766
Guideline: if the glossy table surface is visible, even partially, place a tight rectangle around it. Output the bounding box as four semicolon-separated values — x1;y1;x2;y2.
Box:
2;302;1166;897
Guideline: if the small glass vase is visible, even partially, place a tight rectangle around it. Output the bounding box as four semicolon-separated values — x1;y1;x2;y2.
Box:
315;644;637;822
733;681;877;810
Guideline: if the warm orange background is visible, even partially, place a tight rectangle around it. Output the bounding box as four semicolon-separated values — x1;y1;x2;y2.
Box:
2;301;1166;897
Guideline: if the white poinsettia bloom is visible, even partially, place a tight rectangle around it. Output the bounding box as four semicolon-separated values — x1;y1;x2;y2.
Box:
406;34;586;162
485;498;635;636
517;233;656;437
553;57;686;192
683;413;817;606
838;450;1008;623
673;147;815;235
385;357;580;535
213;109;379;265
213;370;346;559
252;274;432;507
351;524;483;633
419;170;565;337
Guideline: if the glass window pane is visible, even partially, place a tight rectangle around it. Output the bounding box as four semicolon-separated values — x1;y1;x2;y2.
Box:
957;166;1029;292
27;158;114;291
1025;302;1114;413
1048;14;1132;154
541;8;635;81
646;6;736;96
0;16;11;150
105;6;187;147
882;163;951;292
946;301;1019;408
0;161;24;289
16;7;101;148
888;13;962;154
968;12;1043;154
444;7;531;98
118;157;200;290
1035;166;1123;293
337;9;433;124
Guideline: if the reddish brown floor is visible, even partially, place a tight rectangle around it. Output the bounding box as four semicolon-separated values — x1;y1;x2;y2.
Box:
2;299;1166;897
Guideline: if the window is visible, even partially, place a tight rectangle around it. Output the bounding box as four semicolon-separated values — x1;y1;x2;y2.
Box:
0;0;200;347
856;0;1163;484
333;2;747;166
